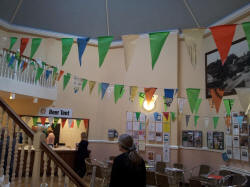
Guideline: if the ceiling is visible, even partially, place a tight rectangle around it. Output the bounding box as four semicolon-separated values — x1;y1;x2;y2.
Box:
0;0;249;40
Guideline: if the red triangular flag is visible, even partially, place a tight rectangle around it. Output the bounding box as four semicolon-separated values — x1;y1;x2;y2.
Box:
209;88;224;113
20;38;29;56
61;118;67;128
40;117;46;125
163;112;169;121
83;119;89;129
144;88;157;103
57;70;64;81
22;62;28;72
71;120;74;128
210;25;236;65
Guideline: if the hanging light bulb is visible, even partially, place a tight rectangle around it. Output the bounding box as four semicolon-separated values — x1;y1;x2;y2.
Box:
9;93;15;100
33;98;38;103
143;95;158;111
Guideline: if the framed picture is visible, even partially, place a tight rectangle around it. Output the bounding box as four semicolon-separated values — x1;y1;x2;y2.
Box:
205;37;250;98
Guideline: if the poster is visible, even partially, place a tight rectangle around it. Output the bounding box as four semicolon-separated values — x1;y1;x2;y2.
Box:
156;122;162;132
226;147;233;159
148;132;155;141
148;122;155;131
140;113;146;122
163;133;170;144
139;130;145;140
233;124;239;135
226;135;232;147
133;131;139;140
140;122;146;130
233;136;240;147
163;143;170;162
241;149;248;161
163;122;170;133
138;140;146;151
126;112;133;121
133;121;140;131
147;151;155;161
233;148;241;160
156;132;162;142
127;122;133;131
213;132;224;150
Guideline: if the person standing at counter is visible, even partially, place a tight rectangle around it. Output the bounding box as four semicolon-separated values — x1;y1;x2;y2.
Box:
109;134;146;187
74;132;89;177
46;127;55;147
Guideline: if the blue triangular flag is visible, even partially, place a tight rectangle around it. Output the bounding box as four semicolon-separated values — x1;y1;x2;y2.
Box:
101;83;109;99
237;116;244;128
45;70;52;80
77;37;89;66
8;55;15;67
164;89;174;99
153;112;161;121
20;60;24;69
175;89;178;95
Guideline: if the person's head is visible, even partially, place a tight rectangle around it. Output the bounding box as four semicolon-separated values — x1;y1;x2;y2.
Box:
118;134;142;165
81;132;87;140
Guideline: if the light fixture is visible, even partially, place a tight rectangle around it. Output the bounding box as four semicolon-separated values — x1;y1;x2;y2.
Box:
9;93;15;100
143;95;158;111
33;98;38;103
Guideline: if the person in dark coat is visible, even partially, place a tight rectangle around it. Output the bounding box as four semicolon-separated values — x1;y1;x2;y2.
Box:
74;132;89;177
109;134;146;187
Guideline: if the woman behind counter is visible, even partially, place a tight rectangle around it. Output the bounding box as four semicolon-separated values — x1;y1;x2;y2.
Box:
46;127;55;147
109;134;146;187
74;132;89;177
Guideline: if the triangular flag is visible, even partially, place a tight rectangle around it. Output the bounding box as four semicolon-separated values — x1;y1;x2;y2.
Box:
213;116;219;129
45;70;52;80
194;115;199;127
98;83;102;96
8;55;15;68
20;38;29;56
237;116;244;128
68;119;72;128
223;99;234;115
175;89;178;96
139;92;145;107
224;116;231;128
242;22;250;50
194;98;202;114
210;25;236;65
63;73;71;90
136;112;141;121
177;98;186;114
81;79;88;91
30;38;42;59
186;88;200;113
122;34;139;71
101;83;109;99
48;117;54;125
149;32;169;69
33;117;38;126
114;84;124;103
144;88;157;103
89;81;96;95
209;88;224;113
61;118;67;128
61;38;74;66
98;36;114;67
9;37;17;50
182;28;205;68
22;62;28;72
53;67;58;80
204;117;209;129
129;86;138;102
76;119;81;128
235;88;250;113
163;98;168;112
77;37;89;66
53;117;59;128
40;117;46;125
163;112;169;121
71;120;74;128
171;112;176;122
83;119;89;129
57;70;64;81
164;89;174;107
35;66;44;83
185;115;190;127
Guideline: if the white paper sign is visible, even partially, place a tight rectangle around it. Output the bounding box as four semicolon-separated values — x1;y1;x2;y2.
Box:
178;98;186;113
148;132;155;141
226;147;233;159
241;149;249;161
226;135;232;147
156;132;162;142
39;107;72;118
148;122;155;132
138;140;146;151
133;122;140;131
156;122;162;132
233;148;241;160
233;136;240;147
163;133;170;144
163;143;170;162
233;124;239;135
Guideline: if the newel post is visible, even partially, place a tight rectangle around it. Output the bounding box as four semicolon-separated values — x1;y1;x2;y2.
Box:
31;127;45;187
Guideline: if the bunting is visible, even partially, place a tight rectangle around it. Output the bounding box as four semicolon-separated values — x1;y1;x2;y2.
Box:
194;115;199;127
63;73;71;90
30;38;42;59
223;99;234;115
53;117;59;128
210;25;236;65
81;79;88;91
224;115;231;128
9;37;17;50
68;119;73;128
89;81;96;95
114;84;125;103
35;67;44;83
139;92;145;107
213;116;219;129
57;70;64;81
33;117;38;126
242;22;250;50
171;112;176;122
53;67;58;81
209;88;224;113
144;88;157;103
76;119;81;128
83;119;89;129
71;120;74;128
149;32;169;69
194;98;202;114
77;37;89;66
101;83;109;99
20;38;29;56
98;36;114;68
186;88;200;113
235;88;250;113
61;118;67;128
164;89;174;108
163;112;169;121
136;112;141;121
129;86;138;102
45;70;52;80
61;38;74;66
40;117;46;125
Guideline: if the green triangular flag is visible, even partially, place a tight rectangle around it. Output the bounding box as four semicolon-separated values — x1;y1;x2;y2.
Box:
139;92;145;107
213;116;219;129
33;117;38;126
76;119;81;128
114;84;124;103
223;99;234;115
186;88;200;113
98;83;102;96
164;103;167;112
171;112;176;121
35;67;44;83
53;117;59;128
9;37;17;50
149;32;169;69
53;67;58;80
242;22;250;50
63;73;71;90
98;36;114;67
194;98;202;114
135;112;141;121
30;38;42;59
194;115;199;127
61;38;74;66
81;79;88;91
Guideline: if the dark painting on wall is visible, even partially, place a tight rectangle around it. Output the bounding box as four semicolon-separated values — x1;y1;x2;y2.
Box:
205;37;250;98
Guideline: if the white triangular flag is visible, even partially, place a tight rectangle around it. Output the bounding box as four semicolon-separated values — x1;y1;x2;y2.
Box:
235;88;250;114
177;98;186;114
68;119;72;128
204;117;209;129
48;117;54;126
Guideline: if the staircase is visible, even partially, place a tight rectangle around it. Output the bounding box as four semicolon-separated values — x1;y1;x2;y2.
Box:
0;97;87;187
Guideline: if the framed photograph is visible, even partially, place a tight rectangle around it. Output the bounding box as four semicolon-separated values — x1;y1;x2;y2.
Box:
205;37;250;98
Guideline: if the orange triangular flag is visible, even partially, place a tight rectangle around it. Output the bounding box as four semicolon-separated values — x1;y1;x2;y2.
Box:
40;117;46;125
57;70;64;81
144;88;157;103
209;88;224;113
224;115;231;128
71;120;74;128
83;119;89;129
20;38;29;56
163;112;169;121
61;118;67;128
210;24;236;65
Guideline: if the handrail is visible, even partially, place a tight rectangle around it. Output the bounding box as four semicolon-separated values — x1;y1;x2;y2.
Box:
0;96;34;138
41;142;88;187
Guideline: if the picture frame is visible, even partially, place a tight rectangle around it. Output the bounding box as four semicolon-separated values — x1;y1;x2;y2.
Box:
205;37;250;98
